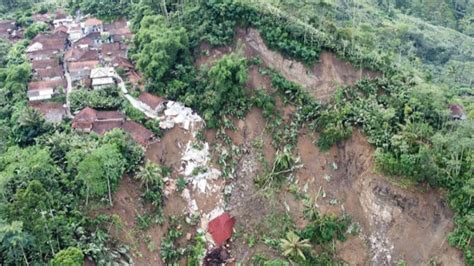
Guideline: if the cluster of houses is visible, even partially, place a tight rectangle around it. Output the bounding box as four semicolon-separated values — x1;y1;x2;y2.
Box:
13;10;155;146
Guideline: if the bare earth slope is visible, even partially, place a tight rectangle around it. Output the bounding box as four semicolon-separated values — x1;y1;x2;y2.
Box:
196;28;463;265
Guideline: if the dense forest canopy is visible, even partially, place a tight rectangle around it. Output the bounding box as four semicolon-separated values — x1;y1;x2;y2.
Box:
0;0;472;265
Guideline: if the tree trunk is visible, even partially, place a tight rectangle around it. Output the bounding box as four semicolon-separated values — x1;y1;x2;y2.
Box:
107;177;113;206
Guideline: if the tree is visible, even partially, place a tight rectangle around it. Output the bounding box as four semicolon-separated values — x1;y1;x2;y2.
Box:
50;247;83;266
24;22;48;40
135;161;164;192
76;144;126;205
280;231;311;260
12;106;46;145
0;221;32;266
132;15;190;83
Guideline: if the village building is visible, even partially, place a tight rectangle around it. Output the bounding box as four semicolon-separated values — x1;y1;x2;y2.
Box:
82;18;103;35
27;32;68;54
68;60;100;85
54;25;68;34
101;42;127;61
138;92;167;114
64;47;100;63
67;24;83;42
28;101;67;123
35;67;64;81
28;49;62;61
31;59;60;70
103;18;132;41
128;71;143;87
72;107;154;146
53;10;74;29
73;32;103;49
449;104;467;120
27;79;66;101
0;20;16;40
111;56;134;72
90;67;116;89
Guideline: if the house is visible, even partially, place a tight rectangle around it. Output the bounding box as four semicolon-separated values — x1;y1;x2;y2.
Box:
54;25;68;34
128;71;142;87
111;56;134;71
72;107;124;133
28;101;67;123
53;10;73;28
449;104;467;120
90;67;116;89
103;18;132;41
28;49;62;61
207;213;235;246
82;18;103;35
68;60;100;84
35;67;64;80
31;59;60;70
0;20;16;39
73;32;103;49
101;42;127;61
138;92;166;113
121;121;155;146
27;32;68;53
27;79;66;101
64;47;100;63
67;24;83;42
72;107;154;146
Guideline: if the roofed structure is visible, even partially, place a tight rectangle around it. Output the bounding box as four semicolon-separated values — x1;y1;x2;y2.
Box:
139;92;166;112
72;107;154;146
28;101;67;123
35;67;64;80
32;59;60;69
207;213;235;246
449;104;467;120
28;79;66;101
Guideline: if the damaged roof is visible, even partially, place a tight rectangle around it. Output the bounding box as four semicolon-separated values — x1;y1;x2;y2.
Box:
207;213;235;246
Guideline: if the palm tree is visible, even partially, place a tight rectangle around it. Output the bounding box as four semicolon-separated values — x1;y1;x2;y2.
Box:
18;107;43;128
135;162;164;192
280;231;311;260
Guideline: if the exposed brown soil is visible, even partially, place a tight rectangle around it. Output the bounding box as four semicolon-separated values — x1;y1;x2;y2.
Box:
89;176;161;265
295;130;463;265
196;28;380;102
104;27;462;265
223;108;279;264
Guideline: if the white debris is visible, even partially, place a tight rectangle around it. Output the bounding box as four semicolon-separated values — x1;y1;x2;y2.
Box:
180;142;221;193
159;101;203;131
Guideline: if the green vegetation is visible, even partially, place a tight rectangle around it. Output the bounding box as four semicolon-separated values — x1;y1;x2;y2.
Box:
1;0;472;264
69;86;125;113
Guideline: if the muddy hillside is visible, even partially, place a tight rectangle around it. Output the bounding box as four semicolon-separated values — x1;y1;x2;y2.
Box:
104;28;463;265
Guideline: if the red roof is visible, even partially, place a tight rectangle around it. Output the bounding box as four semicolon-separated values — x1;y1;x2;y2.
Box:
68;60;100;72
449;104;466;119
28;79;66;91
138;92;165;110
32;59;60;69
35;67;64;80
84;18;103;26
207;213;235;246
54;25;68;33
112;56;134;69
122;120;154;146
65;48;100;62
